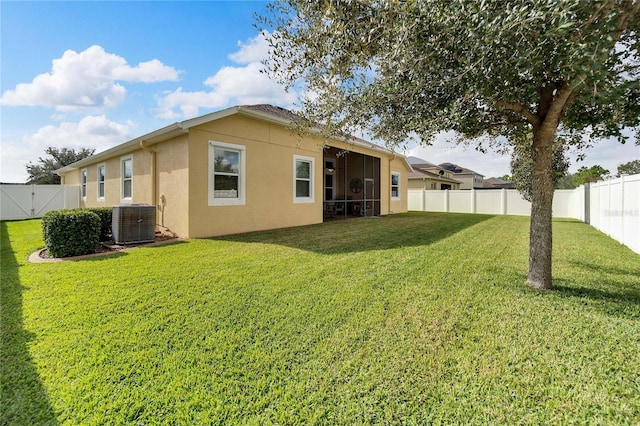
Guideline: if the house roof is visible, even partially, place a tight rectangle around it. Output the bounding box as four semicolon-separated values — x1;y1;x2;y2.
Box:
408;168;462;184
438;162;484;177
56;104;412;174
482;177;515;189
407;156;437;166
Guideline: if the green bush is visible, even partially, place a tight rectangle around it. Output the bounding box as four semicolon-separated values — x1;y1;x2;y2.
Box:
42;209;101;258
85;207;113;241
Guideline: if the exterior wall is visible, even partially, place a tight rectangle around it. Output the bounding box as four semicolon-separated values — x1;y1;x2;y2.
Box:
455;175;474;190
408;178;460;190
185;115;407;238
388;158;408;214
187;115;321;238
408;179;427;190
57;136;188;237
63;150;153;209
57;113;409;239
155;136;190;237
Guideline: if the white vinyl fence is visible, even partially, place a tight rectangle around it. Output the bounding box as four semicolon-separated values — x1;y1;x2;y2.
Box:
587;174;640;254
0;184;80;220
408;173;640;254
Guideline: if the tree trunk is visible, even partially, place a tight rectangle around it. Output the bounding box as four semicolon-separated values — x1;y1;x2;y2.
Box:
528;126;555;290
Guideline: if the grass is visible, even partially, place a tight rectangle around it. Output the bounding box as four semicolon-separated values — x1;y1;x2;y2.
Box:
2;212;639;424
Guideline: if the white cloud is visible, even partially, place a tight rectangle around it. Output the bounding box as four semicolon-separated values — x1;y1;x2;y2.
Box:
156;88;228;119
1;115;131;183
156;32;297;119
112;58;179;83
0;45;178;111
228;31;270;64
23;115;131;147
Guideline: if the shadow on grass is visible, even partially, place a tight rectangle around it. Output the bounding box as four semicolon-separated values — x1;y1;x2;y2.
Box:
68;240;187;262
0;222;58;424
568;258;640;280
553;280;640;320
554;280;640;305
214;212;493;254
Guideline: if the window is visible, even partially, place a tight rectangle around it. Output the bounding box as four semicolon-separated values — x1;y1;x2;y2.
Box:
81;169;87;199
121;156;133;201
97;164;105;200
294;155;314;203
430;182;436;190
391;172;400;200
209;141;245;206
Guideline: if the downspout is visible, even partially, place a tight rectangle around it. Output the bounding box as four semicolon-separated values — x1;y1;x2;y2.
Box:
139;140;157;230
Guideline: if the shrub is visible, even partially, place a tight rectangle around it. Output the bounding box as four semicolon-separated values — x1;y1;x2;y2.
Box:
85;207;113;241
42;209;100;258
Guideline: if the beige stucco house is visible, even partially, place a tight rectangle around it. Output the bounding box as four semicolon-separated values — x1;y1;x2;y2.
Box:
438;162;484;189
408;160;462;190
56;104;411;238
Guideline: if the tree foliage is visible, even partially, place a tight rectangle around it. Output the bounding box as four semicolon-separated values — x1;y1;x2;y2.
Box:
573;165;610;185
555;174;578;189
262;0;639;147
260;0;640;289
616;159;640;176
26;147;95;184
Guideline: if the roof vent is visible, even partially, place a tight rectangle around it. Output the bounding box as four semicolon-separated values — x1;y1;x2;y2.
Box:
112;204;156;244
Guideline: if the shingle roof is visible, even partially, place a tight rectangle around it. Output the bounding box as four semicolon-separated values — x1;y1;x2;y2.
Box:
438;162;484;176
408;168;462;184
241;104;303;123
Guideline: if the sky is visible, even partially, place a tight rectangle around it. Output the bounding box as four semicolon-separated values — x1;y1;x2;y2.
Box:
1;1;638;183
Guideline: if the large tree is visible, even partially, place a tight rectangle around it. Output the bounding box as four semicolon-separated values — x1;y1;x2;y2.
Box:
573;164;610;185
260;0;640;289
26;147;95;184
510;138;570;202
617;159;640;176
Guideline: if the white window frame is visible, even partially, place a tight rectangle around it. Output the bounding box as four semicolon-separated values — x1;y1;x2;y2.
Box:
81;168;87;199
293;155;315;203
121;155;133;203
97;163;105;201
391;171;401;200
208;141;246;206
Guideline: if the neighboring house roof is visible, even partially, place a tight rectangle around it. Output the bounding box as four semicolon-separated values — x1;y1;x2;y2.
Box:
408;168;462;184
482;177;515;189
408;159;461;182
407;156;437;166
438;162;485;177
56;104;412;174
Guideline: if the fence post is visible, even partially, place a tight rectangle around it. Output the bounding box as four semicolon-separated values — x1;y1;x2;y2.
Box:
501;188;507;215
444;189;450;212
422;189;426;212
471;188;476;213
30;184;35;218
621;175;625;246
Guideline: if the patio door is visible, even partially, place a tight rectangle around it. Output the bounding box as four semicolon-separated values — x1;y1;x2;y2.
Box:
363;178;375;216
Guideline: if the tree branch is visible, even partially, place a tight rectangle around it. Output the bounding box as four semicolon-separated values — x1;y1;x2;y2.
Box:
542;82;576;129
495;100;539;126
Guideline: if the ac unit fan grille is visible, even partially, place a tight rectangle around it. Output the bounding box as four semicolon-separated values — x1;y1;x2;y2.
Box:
112;204;156;244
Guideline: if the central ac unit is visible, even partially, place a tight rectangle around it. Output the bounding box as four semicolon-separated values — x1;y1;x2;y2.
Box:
112;204;156;244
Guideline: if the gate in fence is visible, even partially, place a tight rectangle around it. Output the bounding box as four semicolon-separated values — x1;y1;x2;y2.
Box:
0;185;79;220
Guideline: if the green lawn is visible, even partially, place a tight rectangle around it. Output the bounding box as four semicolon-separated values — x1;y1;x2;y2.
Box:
2;212;639;424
